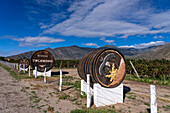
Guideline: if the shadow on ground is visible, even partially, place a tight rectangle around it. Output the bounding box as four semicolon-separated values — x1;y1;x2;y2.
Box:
123;85;131;101
51;71;69;76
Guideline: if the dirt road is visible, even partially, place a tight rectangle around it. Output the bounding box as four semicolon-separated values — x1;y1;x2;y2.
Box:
0;67;169;113
0;66;41;113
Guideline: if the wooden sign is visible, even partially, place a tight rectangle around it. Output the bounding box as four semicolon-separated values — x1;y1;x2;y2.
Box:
78;49;126;88
19;59;30;68
31;50;54;72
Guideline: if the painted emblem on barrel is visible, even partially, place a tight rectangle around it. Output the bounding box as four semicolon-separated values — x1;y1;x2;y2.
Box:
31;50;54;72
95;50;126;88
19;59;30;68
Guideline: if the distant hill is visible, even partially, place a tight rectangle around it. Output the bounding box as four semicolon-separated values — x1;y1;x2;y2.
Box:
127;44;170;60
8;45;95;60
7;44;170;60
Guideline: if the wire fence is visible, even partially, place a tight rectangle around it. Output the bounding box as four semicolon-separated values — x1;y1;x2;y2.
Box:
0;60;14;68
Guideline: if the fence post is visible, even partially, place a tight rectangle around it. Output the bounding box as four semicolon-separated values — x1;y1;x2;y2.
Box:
59;70;62;91
44;68;47;83
35;66;37;78
29;65;30;76
23;64;25;73
19;64;21;72
87;74;91;108
16;63;18;70
150;85;157;113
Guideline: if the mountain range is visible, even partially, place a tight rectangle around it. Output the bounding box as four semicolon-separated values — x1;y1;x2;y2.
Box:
7;44;170;60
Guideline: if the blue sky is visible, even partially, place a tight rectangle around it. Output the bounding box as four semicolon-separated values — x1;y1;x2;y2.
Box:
0;0;170;56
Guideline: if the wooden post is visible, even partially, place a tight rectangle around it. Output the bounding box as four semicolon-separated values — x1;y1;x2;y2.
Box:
87;74;91;108
60;61;63;68
59;70;62;91
150;85;157;113
44;68;47;83
163;75;166;83
129;61;140;78
29;65;30;76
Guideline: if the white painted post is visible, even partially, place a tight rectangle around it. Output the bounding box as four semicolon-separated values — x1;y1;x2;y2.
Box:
44;68;47;83
23;64;25;73
16;64;18;70
150;85;157;113
29;65;30;76
14;63;15;68
59;70;62;91
19;64;21;72
81;80;84;95
87;74;91;108
35;66;37;78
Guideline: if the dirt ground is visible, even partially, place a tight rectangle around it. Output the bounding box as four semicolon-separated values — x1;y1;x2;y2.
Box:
0;67;170;113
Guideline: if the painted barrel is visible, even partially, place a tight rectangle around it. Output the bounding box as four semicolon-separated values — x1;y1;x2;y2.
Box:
31;50;54;72
77;48;126;88
19;59;30;68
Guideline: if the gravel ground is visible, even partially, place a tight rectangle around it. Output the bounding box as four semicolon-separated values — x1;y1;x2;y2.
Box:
0;66;41;113
0;67;169;113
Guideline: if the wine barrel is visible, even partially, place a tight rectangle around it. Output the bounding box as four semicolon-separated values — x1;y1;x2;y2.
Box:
31;50;54;72
19;59;30;68
77;48;126;88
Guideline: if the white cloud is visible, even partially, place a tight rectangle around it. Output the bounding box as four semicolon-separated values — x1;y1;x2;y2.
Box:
36;44;51;47
119;41;166;49
153;36;164;39
13;36;65;47
42;0;170;38
0;35;18;39
0;50;23;57
35;0;72;7
39;23;54;29
159;36;163;38
82;43;99;48
153;36;158;39
100;38;115;44
149;10;170;30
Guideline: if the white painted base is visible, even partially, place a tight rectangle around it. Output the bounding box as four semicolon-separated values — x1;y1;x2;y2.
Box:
81;79;93;95
33;70;51;77
21;68;28;71
93;83;123;107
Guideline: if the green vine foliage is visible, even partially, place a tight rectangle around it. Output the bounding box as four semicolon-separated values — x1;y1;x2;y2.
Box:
2;57;169;80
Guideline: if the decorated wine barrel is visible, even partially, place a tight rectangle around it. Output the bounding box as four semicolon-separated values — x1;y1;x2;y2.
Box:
19;59;30;68
31;50;54;72
77;48;126;88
